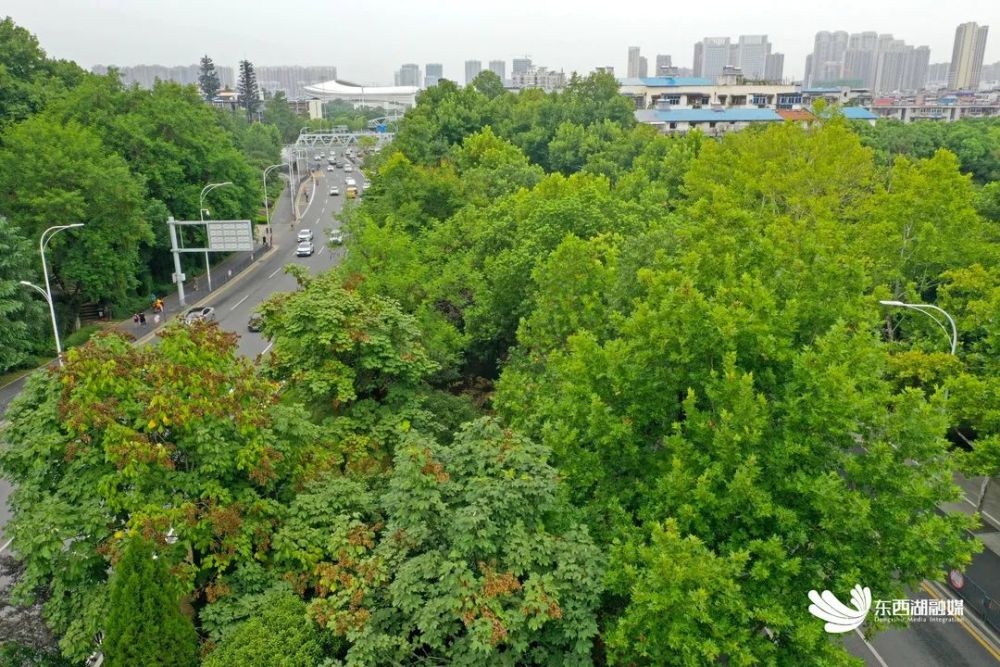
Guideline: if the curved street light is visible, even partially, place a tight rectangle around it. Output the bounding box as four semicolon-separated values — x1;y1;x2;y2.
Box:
34;224;85;367
879;300;957;355
198;182;234;291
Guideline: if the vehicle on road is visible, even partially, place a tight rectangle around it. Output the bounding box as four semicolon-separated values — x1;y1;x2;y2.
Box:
184;306;216;324
345;177;356;187
327;165;334;172
247;313;264;332
297;229;314;242
330;186;340;196
296;241;315;256
344;164;353;172
330;229;344;244
346;186;358;199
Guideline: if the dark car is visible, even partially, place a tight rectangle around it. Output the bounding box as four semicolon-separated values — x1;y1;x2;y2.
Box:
247;313;264;332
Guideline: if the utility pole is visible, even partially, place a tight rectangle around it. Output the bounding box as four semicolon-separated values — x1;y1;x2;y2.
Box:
167;217;187;308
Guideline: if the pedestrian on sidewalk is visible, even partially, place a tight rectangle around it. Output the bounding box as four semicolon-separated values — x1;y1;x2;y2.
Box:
133;313;139;325
139;312;147;326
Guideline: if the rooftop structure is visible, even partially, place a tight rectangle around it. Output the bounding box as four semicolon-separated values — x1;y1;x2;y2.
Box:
303;79;419;107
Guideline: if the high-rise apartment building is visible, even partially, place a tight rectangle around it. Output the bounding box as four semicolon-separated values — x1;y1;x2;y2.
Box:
425;63;443;87
697;37;732;78
638;56;648;78
512;57;532;75
93;63;235;91
489;60;506;81
465;60;482;85
627;46;641;78
948;22;989;89
255;66;338;98
842;31;878;87
807;31;849;85
764;53;785;82
735;35;772;79
927;62;950;87
655;54;672;75
396;63;421;88
692;42;704;77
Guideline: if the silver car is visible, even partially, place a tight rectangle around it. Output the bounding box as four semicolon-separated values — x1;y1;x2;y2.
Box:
184;306;216;324
296;241;315;257
297;228;314;242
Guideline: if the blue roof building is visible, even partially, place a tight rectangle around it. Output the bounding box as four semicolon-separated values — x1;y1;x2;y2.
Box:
839;107;878;120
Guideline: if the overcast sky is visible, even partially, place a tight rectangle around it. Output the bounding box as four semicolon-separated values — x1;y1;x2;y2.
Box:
5;0;998;83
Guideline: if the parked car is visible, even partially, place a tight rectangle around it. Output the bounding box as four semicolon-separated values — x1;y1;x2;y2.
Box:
184;306;216;324
297;228;314;242
330;229;344;244
296;241;315;257
247;312;264;332
329;186;340;196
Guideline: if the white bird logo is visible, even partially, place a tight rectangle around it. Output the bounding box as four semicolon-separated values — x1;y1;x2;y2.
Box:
807;585;872;633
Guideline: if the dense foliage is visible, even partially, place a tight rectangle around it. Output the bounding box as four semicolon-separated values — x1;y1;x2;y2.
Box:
3;16;1000;666
103;537;199;667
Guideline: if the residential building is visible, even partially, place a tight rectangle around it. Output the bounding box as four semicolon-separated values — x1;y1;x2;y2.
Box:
693;42;704;77
765;53;785;82
927;62;950;88
489;59;506;81
655;54;672;76
872;91;1000;122
595;66;615;76
510;66;566;91
982;61;1000;87
627;46;641;78
396;63;421;88
843;31;879;88
697;37;732;79
512;57;532;75
735;34;772;80
93;63;235;90
638;56;648;78
425;63;443;87
465;60;482;85
949;22;990;90
807;30;849;85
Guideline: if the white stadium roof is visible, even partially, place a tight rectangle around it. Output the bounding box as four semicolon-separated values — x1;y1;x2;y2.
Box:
303;79;419;104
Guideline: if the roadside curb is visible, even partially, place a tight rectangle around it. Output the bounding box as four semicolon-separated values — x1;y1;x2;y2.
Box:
132;244;282;347
923;579;1000;659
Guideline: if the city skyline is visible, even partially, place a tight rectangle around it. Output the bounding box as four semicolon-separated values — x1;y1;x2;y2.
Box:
5;0;997;85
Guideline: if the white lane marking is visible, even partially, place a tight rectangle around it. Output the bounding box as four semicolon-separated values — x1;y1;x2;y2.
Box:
230;295;249;311
267;266;283;279
0;537;12;554
961;493;1000;528
854;629;889;667
262;341;274;355
318;246;325;256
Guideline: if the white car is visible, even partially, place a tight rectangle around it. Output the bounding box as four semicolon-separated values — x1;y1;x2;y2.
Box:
297;229;314;242
330;230;344;245
296;241;315;257
329;186;340;196
344;164;353;172
184;306;216;324
327;165;334;172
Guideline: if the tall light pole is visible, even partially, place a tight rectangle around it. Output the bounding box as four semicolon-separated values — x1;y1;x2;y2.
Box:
199;182;233;291
262;163;289;240
36;224;84;367
879;300;957;356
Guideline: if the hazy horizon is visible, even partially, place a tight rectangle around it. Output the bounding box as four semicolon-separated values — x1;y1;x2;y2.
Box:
5;0;998;85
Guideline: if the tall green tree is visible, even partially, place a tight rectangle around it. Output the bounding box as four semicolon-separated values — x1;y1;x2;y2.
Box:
0;324;321;660
103;537;198;667
0;115;154;312
237;59;260;123
263;91;302;143
198;54;221;100
0;217;46;371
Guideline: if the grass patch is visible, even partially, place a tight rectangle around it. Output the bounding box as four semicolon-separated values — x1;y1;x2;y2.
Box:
63;324;102;349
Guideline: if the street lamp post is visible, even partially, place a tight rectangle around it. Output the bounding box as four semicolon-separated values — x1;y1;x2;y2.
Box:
262;163;289;241
35;224;84;367
879;300;957;356
199;182;234;292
